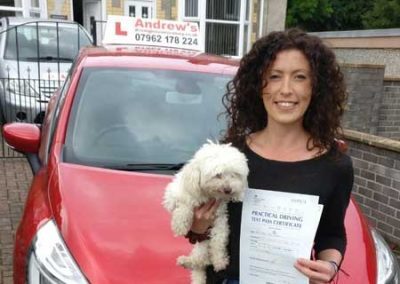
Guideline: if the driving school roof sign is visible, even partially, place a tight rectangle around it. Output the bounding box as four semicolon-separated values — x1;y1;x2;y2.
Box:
103;15;203;51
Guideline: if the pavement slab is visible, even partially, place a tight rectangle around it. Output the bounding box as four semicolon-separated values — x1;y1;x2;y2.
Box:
0;158;32;284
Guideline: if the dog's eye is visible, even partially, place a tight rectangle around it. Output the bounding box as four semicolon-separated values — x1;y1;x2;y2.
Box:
215;173;222;179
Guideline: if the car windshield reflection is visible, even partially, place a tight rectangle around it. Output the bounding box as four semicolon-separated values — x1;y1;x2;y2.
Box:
64;67;231;169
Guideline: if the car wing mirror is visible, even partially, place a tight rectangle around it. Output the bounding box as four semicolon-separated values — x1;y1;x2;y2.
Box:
3;123;41;154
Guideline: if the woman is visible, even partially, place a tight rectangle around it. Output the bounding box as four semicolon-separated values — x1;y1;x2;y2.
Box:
188;28;354;284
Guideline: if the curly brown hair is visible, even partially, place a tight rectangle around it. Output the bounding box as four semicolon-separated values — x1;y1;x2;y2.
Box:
221;28;347;152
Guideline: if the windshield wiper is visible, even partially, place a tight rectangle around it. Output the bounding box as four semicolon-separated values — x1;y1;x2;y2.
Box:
108;163;185;171
25;56;73;62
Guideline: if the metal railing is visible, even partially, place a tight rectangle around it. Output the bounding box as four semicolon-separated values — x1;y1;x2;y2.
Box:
0;19;92;157
90;17;106;46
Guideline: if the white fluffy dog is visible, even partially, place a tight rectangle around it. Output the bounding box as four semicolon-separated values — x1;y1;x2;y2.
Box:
163;141;249;284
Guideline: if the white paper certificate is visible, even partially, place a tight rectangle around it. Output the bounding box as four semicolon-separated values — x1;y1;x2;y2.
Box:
240;188;323;284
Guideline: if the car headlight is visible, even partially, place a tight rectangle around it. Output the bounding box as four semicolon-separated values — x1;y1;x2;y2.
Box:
28;220;88;284
371;228;400;284
6;79;38;97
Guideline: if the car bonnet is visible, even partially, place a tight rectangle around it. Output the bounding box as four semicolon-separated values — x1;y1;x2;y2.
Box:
50;162;191;284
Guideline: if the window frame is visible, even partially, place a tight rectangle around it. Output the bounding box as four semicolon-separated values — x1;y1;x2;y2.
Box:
180;0;252;57
0;0;47;18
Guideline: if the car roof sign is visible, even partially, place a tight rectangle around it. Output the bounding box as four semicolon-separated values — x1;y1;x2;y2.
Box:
103;15;203;52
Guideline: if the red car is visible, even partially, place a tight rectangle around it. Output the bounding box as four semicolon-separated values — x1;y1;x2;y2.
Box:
3;46;400;284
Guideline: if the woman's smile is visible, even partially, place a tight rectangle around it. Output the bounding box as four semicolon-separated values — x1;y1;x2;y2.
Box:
274;100;298;110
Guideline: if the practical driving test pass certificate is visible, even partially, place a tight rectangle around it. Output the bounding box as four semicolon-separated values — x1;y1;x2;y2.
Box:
240;188;323;284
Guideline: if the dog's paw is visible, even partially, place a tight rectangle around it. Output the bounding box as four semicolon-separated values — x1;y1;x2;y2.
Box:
177;255;195;269
171;208;192;236
212;258;229;272
191;269;207;284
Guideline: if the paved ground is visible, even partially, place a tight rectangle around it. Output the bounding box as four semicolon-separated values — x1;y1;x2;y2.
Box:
0;157;399;283
0;158;32;284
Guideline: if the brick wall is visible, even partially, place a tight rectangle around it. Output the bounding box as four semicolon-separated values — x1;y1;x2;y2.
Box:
345;129;400;246
378;79;400;140
340;65;400;141
47;0;71;20
341;64;385;135
107;0;124;16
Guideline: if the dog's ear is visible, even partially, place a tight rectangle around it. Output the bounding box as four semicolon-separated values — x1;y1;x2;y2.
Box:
180;161;201;196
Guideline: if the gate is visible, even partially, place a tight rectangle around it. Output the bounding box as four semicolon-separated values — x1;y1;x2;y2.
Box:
0;18;92;157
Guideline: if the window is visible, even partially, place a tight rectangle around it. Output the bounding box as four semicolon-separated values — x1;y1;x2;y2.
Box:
142;7;149;18
206;0;239;21
1;0;22;7
129;6;135;17
124;1;154;19
30;0;41;17
0;10;23;17
0;0;23;17
224;0;239;20
185;0;198;17
206;23;238;55
182;0;251;56
0;0;45;18
30;11;40;17
39;74;71;164
31;0;39;8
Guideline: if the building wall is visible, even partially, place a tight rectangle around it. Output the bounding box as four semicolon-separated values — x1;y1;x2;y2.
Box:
345;130;400;246
156;0;165;19
379;79;400;140
261;0;287;35
107;0;124;15
157;0;177;20
341;64;385;136
251;0;259;44
334;48;400;80
340;64;400;141
47;0;71;20
312;29;400;79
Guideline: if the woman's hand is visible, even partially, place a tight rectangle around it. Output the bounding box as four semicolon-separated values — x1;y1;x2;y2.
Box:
294;258;336;284
190;199;221;233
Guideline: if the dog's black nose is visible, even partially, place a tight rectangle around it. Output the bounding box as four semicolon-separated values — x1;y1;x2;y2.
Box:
223;188;232;194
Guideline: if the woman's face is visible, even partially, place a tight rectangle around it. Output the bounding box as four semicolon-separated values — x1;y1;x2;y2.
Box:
262;49;313;128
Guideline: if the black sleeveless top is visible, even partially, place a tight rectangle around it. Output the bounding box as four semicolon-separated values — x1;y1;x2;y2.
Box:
206;145;354;283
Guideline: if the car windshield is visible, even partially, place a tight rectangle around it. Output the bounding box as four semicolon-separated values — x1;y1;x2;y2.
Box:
4;23;91;61
64;67;231;169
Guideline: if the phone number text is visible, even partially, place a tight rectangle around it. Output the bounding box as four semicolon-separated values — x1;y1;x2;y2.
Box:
134;33;198;45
